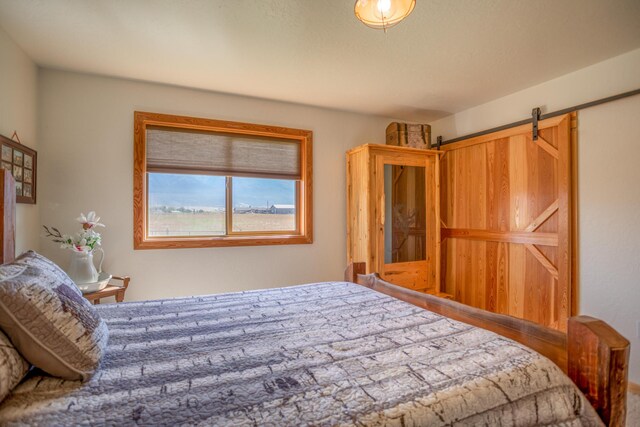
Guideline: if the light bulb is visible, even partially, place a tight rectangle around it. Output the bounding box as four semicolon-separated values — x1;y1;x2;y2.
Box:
354;0;416;31
377;0;392;14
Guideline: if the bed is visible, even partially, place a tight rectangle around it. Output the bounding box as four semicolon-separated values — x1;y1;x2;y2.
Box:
0;280;604;426
0;169;630;426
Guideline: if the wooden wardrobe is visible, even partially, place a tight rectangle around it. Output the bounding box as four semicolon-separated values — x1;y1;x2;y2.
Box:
347;114;575;331
346;144;445;296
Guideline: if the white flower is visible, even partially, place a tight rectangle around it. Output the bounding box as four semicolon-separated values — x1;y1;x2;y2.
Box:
76;211;105;229
45;212;104;253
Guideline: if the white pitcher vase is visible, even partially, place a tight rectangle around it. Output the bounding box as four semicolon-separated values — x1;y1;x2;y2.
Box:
67;248;104;284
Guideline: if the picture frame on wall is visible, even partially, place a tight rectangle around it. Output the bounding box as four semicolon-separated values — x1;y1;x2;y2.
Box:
1;146;11;162
0;133;37;204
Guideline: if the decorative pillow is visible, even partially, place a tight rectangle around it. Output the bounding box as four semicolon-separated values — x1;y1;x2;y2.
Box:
0;251;108;381
0;329;29;402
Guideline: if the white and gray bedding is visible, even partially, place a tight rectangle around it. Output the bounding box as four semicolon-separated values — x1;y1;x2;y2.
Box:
0;282;602;426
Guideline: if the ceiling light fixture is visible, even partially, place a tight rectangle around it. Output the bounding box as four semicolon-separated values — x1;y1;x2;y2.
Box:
354;0;416;32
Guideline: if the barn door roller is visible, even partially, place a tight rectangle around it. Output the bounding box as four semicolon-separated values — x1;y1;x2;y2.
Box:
531;107;542;140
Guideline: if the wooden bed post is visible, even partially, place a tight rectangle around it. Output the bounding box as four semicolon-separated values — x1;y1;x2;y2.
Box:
344;262;366;283
344;263;630;427
568;316;630;427
0;169;15;264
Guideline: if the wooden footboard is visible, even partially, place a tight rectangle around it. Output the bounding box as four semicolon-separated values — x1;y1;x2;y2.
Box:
345;262;630;427
568;317;630;426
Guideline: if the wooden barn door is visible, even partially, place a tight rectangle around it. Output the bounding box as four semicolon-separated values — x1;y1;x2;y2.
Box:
440;113;575;331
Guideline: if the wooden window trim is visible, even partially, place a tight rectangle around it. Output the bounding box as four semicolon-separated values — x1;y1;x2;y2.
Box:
133;111;313;249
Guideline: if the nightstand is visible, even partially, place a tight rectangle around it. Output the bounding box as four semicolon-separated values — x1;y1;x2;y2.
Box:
83;276;130;305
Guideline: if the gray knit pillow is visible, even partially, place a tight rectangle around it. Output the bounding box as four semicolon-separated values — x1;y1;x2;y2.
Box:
0;329;29;402
0;251;108;381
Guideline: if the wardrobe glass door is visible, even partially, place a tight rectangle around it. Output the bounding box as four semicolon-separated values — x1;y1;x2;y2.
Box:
383;164;427;264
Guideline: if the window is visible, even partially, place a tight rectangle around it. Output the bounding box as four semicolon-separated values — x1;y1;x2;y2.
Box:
134;112;312;249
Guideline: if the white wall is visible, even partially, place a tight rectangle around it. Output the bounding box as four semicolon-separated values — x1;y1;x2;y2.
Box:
37;69;390;301
0;28;38;254
430;48;640;384
430;48;640;140
578;96;640;385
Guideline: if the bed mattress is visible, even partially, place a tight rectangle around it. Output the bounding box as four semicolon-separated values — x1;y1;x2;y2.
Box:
0;282;602;426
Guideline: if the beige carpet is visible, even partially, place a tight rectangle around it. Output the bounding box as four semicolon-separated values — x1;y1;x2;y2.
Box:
628;391;640;427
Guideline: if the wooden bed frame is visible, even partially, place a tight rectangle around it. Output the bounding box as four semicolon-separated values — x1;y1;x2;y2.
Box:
346;262;630;427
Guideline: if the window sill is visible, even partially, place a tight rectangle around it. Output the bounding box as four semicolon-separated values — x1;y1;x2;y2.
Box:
134;234;313;250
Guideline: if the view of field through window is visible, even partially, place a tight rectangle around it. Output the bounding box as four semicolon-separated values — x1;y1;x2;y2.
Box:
148;173;296;236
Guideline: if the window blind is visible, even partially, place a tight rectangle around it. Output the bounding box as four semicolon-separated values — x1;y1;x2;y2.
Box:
146;126;301;180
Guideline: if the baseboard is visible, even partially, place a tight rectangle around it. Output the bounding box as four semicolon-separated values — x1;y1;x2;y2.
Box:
630;382;640;395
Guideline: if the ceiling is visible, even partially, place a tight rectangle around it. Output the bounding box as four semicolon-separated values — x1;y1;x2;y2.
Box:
1;0;639;122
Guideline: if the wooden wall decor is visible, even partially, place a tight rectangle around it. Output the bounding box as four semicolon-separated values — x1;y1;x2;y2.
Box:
0;133;37;204
439;113;575;331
